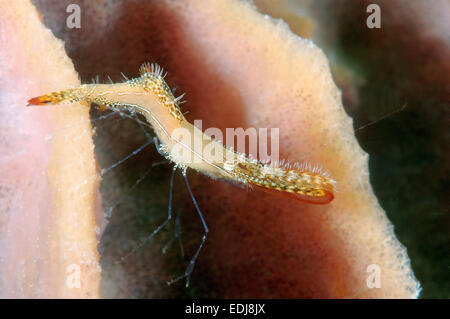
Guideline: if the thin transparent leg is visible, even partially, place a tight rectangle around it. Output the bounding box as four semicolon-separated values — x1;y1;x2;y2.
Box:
115;166;176;264
162;208;184;257
167;173;208;288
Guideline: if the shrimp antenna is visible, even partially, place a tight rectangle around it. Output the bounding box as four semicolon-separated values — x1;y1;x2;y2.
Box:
355;102;407;133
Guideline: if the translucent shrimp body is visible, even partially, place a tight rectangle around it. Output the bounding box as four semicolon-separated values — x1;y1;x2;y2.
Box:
28;63;336;204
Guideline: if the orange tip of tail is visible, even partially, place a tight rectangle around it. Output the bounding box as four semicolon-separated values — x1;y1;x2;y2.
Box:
253;184;335;205
27;96;53;106
289;190;334;204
